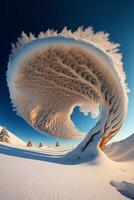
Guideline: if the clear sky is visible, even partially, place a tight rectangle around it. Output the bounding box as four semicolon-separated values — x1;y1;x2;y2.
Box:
0;0;134;146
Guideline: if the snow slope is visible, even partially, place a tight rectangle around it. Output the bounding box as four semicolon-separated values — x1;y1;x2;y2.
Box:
104;134;134;162
0;131;134;200
0;125;73;153
0;146;134;200
0;126;26;147
0;142;134;200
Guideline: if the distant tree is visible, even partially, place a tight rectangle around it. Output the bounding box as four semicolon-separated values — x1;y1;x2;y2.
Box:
27;140;32;147
38;142;43;148
56;141;60;147
0;127;10;143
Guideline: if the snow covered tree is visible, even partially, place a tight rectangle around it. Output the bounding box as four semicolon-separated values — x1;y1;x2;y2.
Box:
56;141;60;147
27;140;32;147
38;142;43;148
0;127;10;143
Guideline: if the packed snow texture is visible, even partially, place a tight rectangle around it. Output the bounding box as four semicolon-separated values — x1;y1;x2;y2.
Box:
6;27;128;150
0;126;134;200
0;133;134;200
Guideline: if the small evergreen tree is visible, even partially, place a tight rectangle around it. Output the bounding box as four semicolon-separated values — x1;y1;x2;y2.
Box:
27;140;32;147
38;142;43;148
56;141;60;147
0;127;10;143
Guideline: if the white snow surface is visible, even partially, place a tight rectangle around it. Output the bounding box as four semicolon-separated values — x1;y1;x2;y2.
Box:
0;125;26;147
0;127;134;200
104;134;134;162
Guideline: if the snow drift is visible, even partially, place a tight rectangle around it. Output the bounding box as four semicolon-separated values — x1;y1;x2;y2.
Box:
0;135;134;200
104;134;134;161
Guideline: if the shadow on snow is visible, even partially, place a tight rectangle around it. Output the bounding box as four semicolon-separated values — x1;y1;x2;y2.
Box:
0;144;97;165
110;180;134;200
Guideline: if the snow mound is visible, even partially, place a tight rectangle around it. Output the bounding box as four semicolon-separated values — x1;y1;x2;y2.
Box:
0;126;26;146
104;134;134;161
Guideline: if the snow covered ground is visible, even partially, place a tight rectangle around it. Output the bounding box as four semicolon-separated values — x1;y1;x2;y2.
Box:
0;125;74;154
0;127;134;200
0;125;26;147
104;134;134;162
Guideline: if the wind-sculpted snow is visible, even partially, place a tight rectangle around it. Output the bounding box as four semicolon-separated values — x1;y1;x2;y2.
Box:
7;27;128;150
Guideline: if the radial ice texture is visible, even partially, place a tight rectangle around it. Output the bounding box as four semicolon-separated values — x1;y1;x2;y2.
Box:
7;27;128;148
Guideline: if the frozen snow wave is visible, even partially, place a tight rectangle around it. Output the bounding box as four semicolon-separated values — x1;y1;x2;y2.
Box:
7;27;128;149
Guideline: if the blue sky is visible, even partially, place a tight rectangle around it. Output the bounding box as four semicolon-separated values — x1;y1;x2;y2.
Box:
0;0;134;146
